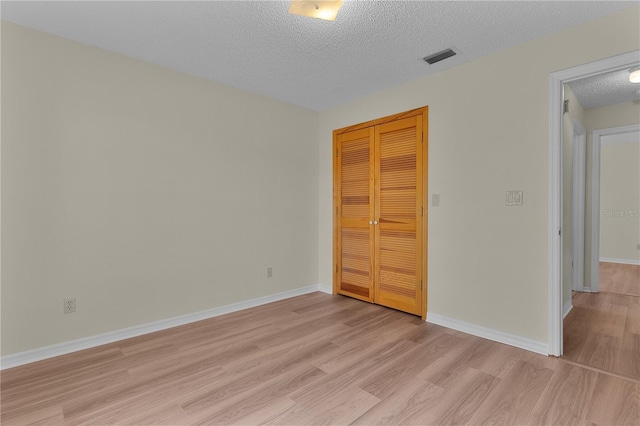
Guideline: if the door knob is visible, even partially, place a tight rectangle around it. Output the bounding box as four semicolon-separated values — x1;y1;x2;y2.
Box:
369;220;373;225
374;220;378;225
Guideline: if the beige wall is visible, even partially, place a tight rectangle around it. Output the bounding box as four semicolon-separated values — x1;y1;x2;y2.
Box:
584;101;640;286
318;7;640;344
600;135;640;262
562;85;586;305
1;22;319;356
2;7;640;358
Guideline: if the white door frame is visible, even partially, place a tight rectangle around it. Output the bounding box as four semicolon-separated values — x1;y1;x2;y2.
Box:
571;118;586;293
548;50;640;357
590;124;640;293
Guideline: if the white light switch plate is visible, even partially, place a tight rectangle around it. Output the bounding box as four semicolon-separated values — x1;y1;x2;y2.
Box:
506;191;523;206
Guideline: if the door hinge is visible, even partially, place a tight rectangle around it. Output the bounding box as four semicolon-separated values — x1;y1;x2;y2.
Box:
421;206;423;216
559;228;562;236
420;280;423;291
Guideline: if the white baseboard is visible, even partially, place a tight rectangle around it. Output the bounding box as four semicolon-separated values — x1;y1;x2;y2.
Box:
563;299;573;319
318;283;333;294
600;257;640;266
426;312;548;355
1;285;321;370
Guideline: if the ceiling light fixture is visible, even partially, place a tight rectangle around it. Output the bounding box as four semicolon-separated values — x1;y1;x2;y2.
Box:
288;1;343;22
629;66;640;83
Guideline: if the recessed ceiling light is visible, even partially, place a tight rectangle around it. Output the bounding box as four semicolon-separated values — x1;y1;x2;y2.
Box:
288;1;343;22
629;66;640;83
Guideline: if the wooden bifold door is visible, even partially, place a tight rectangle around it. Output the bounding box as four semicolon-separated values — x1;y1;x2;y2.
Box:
333;107;427;318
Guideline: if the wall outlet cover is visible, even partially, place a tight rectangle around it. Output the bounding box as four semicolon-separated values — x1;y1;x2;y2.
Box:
64;297;76;314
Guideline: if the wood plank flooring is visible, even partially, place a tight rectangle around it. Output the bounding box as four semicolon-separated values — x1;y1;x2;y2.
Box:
3;292;640;425
600;262;640;297
563;262;640;382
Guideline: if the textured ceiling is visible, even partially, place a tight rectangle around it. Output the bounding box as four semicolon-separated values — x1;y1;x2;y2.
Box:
1;1;638;111
568;69;640;110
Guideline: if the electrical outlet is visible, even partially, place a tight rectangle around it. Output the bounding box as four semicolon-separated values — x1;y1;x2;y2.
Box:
267;267;273;278
64;297;76;314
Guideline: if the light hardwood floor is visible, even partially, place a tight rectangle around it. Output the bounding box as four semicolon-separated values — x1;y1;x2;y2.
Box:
3;292;639;425
563;262;640;383
600;262;640;297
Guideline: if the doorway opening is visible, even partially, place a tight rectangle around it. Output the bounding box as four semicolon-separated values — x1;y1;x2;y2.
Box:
589;125;640;293
548;50;640;357
562;124;639;379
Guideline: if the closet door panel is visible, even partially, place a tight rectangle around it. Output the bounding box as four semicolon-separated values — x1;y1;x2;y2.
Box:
334;127;375;302
374;117;423;315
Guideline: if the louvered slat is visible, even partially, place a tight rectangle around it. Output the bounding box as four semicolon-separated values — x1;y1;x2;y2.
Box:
341;229;370;297
341;139;370;218
379;229;416;299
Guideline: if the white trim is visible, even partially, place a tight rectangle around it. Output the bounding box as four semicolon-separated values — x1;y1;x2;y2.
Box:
427;313;548;355
0;285;321;370
571;117;586;293
572;117;586;136
318;283;333;294
600;257;640;266
591;124;640;293
548;50;640;357
563;299;573;319
601;135;639;146
549;69;564;357
591;129;602;293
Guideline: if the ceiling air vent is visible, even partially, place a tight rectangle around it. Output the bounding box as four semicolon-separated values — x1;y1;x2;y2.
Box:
423;48;456;65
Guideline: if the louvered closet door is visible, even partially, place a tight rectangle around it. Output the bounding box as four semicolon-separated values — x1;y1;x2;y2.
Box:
335;127;375;301
374;116;423;315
